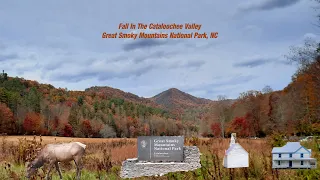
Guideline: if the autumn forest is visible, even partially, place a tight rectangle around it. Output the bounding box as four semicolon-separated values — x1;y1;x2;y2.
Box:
0;43;319;139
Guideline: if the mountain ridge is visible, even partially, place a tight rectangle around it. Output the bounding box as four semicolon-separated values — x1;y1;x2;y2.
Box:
150;88;213;110
6;75;227;116
85;86;220;113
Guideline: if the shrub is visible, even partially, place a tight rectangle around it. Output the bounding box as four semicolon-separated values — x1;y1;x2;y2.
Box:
0;103;15;134
100;124;116;138
63;123;73;137
270;133;287;147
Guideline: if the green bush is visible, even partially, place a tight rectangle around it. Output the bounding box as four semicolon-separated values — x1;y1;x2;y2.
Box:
271;133;287;147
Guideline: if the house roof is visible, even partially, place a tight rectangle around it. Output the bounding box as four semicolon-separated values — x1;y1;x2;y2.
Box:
275;157;316;161
225;143;248;155
271;142;310;153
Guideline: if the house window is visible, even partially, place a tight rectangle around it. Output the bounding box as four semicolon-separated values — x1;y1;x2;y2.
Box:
278;161;281;166
301;161;304;165
289;154;292;158
279;154;281;158
300;154;303;158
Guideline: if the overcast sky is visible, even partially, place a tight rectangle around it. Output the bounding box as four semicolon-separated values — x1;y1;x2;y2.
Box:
0;0;319;100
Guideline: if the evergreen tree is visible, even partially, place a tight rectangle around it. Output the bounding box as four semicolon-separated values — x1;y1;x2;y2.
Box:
77;96;84;106
43;105;51;130
68;106;80;132
0;88;8;104
100;101;106;110
25;87;41;113
93;101;99;113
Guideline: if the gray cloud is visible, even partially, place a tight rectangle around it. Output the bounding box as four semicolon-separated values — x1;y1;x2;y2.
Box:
239;0;301;12
233;58;288;68
123;38;169;51
15;63;41;75
44;61;63;71
97;64;154;81
184;74;257;93
187;60;205;68
233;58;271;68
133;50;179;63
42;55;97;71
47;42;69;50
0;43;6;50
0;53;19;61
49;71;97;83
48;62;155;83
110;55;130;62
213;74;257;87
179;60;206;69
107;47;182;65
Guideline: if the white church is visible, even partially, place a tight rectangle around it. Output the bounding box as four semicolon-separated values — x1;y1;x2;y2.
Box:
223;133;249;168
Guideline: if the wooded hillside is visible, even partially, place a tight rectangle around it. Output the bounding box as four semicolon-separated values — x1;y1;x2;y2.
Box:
202;55;320;138
0;75;183;137
0;54;319;138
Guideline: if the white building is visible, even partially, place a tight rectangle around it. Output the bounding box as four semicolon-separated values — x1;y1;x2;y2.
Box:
223;133;249;168
272;142;317;169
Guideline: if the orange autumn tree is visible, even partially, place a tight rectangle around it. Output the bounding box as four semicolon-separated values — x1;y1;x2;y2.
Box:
230;116;249;137
143;123;150;136
288;73;318;135
0;103;15;134
127;116;138;137
300;74;318;123
23;112;43;134
210;122;221;137
63;123;73;137
81;120;93;137
90;120;103;137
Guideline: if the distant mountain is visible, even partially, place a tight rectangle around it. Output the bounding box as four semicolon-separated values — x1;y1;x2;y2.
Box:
85;87;217;114
85;86;160;108
150;88;213;110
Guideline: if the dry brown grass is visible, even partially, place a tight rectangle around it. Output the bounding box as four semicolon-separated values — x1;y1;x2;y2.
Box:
2;136;138;165
3;136;136;145
0;135;138;179
0;136;319;179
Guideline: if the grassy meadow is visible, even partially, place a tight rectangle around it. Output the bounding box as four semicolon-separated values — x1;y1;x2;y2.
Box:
0;136;319;180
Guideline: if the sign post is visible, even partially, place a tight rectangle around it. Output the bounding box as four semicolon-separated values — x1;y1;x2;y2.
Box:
137;136;184;162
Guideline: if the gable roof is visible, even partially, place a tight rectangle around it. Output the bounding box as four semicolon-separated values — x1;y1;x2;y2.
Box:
271;142;311;153
225;143;248;155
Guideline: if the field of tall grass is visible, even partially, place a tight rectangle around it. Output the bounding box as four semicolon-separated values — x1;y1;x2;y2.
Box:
0;135;319;180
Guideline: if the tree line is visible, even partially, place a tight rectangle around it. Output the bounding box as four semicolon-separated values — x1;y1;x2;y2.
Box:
203;40;320;138
1;47;319;138
0;74;186;137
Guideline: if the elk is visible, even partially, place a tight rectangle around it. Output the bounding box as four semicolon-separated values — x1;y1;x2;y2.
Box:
26;142;86;180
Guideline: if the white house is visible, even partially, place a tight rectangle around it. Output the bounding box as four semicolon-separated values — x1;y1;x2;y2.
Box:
223;133;249;168
272;142;317;169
